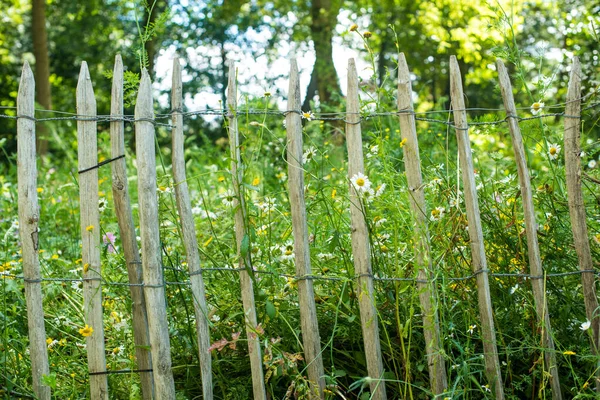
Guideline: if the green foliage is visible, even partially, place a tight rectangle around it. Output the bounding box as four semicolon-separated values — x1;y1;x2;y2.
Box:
1;1;600;399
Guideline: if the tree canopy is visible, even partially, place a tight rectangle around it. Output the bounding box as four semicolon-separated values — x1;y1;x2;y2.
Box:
0;0;598;155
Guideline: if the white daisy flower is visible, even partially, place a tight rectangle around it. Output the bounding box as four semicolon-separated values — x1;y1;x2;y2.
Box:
581;320;591;331
548;143;561;160
366;144;379;159
530;101;544;115
374;183;386;197
588;159;597;169
303;146;318;164
221;190;236;207
279;242;295;261
350;172;372;194
157;185;172;194
256;197;277;213
430;206;446;221
98;197;108;213
301;111;315;121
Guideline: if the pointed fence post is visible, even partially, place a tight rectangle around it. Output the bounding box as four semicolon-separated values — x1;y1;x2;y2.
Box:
17;61;51;400
171;56;213;400
563;57;600;391
135;69;177;399
495;58;562;400
447;56;504;398
226;60;267;400
345;58;387;400
77;62;108;400
110;54;154;400
396;53;449;396
285;58;325;399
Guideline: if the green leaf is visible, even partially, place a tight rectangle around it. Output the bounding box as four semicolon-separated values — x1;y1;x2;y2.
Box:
266;300;276;319
240;234;250;259
42;373;57;389
333;369;347;377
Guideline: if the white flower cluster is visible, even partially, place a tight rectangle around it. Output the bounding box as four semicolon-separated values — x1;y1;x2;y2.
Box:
349;173;385;202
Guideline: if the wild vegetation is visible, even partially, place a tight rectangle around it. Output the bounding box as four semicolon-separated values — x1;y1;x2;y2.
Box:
1;0;600;399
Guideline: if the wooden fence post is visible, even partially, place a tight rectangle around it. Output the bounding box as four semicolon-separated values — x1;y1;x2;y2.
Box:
17;61;51;400
448;56;504;398
77;61;108;400
226;60;267;400
285;58;325;399
563;56;600;391
135;69;176;399
171;56;213;399
345;58;387;400
110;54;154;400
495;58;562;399
396;53;449;396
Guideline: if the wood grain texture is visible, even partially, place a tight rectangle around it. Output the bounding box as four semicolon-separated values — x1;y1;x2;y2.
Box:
286;58;325;399
171;56;213;400
226;60;267;400
448;56;504;398
110;54;154;400
563;57;600;391
397;53;448;396
345;58;387;400
77;61;108;400
17;61;51;400
495;58;561;399
135;69;176;399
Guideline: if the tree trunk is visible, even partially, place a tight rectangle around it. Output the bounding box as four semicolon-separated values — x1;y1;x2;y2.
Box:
143;0;168;77
303;0;341;109
301;67;318;112
32;0;52;156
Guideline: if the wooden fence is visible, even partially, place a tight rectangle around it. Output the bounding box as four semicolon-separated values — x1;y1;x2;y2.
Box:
13;52;598;400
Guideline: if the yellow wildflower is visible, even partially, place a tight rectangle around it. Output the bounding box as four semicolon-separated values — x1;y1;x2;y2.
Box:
79;324;94;337
349;24;358;32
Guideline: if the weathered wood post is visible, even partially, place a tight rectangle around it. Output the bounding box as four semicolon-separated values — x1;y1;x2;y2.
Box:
495;58;562;399
110;54;154;400
135;69;176;399
77;61;108;400
171;56;213;399
448;55;505;398
285;58;325;399
563;57;600;391
346;58;387;400
226;59;267;400
397;53;449;396
17;61;51;400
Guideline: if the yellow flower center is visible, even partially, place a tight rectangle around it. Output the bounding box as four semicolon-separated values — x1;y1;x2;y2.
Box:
532;102;541;110
356;178;365;187
431;209;440;217
550;147;557;155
